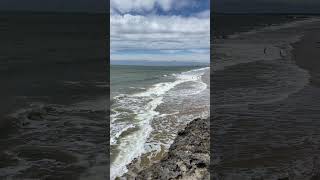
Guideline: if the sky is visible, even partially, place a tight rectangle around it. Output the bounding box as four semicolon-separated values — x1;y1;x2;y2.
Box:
110;0;210;64
213;0;320;13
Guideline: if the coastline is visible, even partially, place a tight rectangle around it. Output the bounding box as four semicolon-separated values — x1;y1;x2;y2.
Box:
201;67;210;88
212;16;320;179
135;118;210;179
291;21;320;179
128;18;320;180
120;67;210;179
293;25;320;87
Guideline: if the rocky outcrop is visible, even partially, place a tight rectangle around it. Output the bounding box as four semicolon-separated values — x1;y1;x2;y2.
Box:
135;118;210;180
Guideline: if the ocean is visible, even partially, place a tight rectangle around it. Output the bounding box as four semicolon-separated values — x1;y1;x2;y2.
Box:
212;16;320;178
212;14;305;38
110;65;210;179
0;13;108;179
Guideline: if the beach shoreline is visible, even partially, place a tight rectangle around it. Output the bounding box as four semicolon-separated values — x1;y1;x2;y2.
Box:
117;67;210;179
292;25;320;87
212;16;320;179
134;118;210;179
201;67;210;89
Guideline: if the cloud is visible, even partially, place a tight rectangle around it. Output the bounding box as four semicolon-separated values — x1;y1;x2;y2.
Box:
111;13;210;52
194;10;210;18
110;0;199;13
110;1;210;63
110;0;175;13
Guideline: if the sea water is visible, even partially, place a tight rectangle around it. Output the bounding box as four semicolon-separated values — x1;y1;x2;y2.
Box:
110;65;210;179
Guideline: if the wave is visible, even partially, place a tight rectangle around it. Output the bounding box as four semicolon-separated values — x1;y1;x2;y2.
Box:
110;67;209;179
213;16;314;107
4;98;108;179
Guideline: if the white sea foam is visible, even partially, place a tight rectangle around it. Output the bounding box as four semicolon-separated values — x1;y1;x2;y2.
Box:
110;123;136;145
110;67;209;179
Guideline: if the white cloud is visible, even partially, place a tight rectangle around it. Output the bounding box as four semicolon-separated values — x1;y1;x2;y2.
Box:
110;1;210;63
111;13;210;54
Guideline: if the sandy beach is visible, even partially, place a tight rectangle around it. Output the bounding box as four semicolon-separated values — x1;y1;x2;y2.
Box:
212;17;320;179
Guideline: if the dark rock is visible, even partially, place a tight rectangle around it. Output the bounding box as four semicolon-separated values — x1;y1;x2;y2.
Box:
134;118;210;180
177;130;186;136
196;162;206;168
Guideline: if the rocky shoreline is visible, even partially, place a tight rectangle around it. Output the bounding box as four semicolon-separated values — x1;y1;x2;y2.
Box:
124;118;210;180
